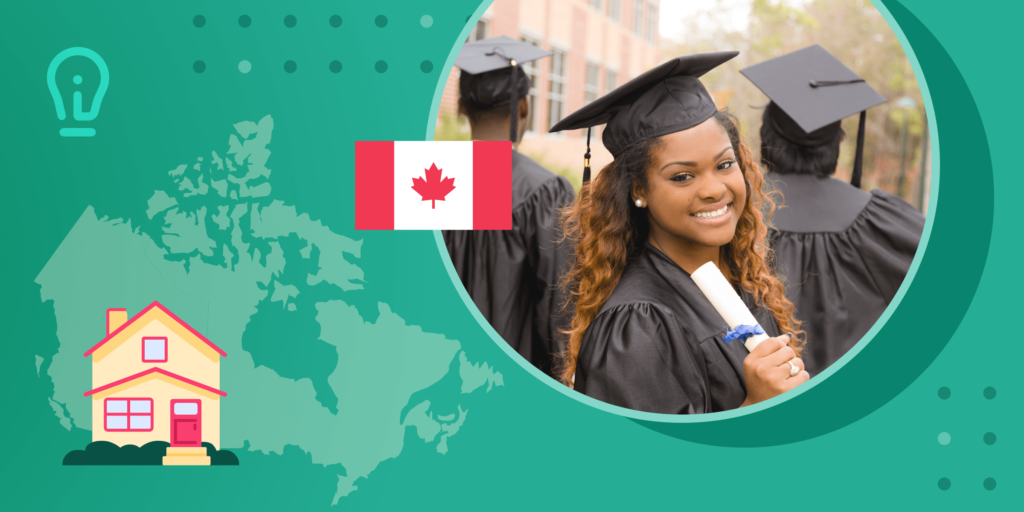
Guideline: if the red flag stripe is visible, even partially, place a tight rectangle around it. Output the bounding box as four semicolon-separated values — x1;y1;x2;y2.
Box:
472;141;512;229
355;141;395;230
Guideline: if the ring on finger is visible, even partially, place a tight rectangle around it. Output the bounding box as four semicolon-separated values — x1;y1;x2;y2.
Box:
787;361;799;376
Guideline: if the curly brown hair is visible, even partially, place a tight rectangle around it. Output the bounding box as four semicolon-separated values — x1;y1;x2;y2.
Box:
558;110;803;386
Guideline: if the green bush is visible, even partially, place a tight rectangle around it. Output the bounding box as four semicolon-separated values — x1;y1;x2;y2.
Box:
63;441;238;465
433;114;471;142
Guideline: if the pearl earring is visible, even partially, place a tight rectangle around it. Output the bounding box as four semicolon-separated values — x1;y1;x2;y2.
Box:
635;199;644;208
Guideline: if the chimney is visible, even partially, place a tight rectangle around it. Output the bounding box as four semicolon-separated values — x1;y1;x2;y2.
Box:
107;308;128;335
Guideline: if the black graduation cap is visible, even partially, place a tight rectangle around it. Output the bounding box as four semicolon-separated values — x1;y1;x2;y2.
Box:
549;51;738;184
455;36;552;143
741;44;887;188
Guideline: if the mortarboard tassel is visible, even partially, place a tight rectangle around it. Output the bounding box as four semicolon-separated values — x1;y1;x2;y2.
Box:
509;59;518;143
583;127;592;185
850;110;866;189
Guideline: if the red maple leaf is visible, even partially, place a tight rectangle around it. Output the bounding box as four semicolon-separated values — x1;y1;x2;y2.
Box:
411;163;456;209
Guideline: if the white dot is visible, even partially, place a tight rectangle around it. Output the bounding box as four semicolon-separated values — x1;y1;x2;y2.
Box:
420;15;433;28
938;432;951;445
239;60;252;74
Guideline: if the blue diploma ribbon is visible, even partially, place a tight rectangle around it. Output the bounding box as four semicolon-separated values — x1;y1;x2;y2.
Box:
723;324;765;344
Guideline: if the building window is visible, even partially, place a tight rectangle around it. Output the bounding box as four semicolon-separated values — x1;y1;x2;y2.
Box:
520;35;543;133
609;0;622;22
142;336;167;363
590;0;603;11
548;48;567;131
605;70;618;94
646;3;657;44
585;63;600;104
633;0;643;36
467;20;489;42
104;398;153;431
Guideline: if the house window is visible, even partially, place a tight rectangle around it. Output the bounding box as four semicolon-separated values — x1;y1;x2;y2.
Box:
609;0;622;22
646;3;657;44
585;63;600;104
520;35;543;133
105;398;154;431
467;19;489;42
606;70;618;94
633;0;643;36
174;402;199;415
142;336;167;362
548;48;567;131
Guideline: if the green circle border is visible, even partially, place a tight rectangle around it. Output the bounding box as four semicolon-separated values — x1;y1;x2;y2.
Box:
425;0;992;446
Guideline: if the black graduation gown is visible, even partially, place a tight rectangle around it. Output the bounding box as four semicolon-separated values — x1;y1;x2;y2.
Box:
767;173;925;376
574;244;782;414
444;150;576;377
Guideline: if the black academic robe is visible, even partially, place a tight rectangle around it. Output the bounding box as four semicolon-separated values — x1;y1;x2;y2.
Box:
444;150;575;377
575;244;782;414
767;173;925;376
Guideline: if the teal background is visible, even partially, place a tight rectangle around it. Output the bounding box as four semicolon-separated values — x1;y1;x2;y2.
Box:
0;0;1018;509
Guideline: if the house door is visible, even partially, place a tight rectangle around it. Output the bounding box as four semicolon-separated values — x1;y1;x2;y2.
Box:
170;399;202;447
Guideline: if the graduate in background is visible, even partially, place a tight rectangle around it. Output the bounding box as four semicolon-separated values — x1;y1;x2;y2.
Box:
551;52;808;414
742;45;925;376
444;36;576;377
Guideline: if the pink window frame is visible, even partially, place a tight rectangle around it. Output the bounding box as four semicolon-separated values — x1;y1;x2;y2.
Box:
142;336;168;363
103;397;154;432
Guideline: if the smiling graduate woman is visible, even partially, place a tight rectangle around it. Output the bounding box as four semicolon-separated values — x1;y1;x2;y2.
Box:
550;52;809;414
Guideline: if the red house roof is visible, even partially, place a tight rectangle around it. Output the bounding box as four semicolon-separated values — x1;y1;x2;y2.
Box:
83;301;227;358
84;367;227;397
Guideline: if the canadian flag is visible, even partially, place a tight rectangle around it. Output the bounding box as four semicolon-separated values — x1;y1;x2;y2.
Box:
355;141;512;230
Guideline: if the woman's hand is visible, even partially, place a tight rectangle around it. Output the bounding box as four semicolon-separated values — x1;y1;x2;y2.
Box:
739;334;809;407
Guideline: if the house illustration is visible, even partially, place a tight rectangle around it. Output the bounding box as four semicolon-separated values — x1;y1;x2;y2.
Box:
83;301;226;465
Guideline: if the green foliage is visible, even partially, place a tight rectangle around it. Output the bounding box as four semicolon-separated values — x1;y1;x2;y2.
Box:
433;114;472;142
63;441;169;465
203;442;240;465
63;441;239;465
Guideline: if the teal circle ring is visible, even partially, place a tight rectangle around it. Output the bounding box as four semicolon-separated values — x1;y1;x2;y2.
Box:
429;0;993;446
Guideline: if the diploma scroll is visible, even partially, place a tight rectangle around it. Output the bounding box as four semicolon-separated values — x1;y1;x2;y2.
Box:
691;262;771;352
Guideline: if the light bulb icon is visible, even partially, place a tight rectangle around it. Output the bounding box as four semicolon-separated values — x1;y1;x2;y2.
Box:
47;47;109;137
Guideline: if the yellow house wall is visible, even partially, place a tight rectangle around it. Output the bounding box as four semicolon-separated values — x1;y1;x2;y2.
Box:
92;318;219;390
91;378;221;449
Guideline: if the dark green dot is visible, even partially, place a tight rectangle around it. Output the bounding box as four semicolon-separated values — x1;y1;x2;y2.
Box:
984;432;997;445
284;15;297;28
375;15;388;28
193;60;206;73
938;478;951;491
983;478;996;490
330;15;342;28
284;60;297;73
938;387;951;400
984;386;996;399
420;60;433;73
239;15;251;28
375;60;388;73
329;60;342;73
193;15;206;28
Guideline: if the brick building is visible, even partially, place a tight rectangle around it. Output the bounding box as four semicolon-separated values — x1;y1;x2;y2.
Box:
438;0;662;177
